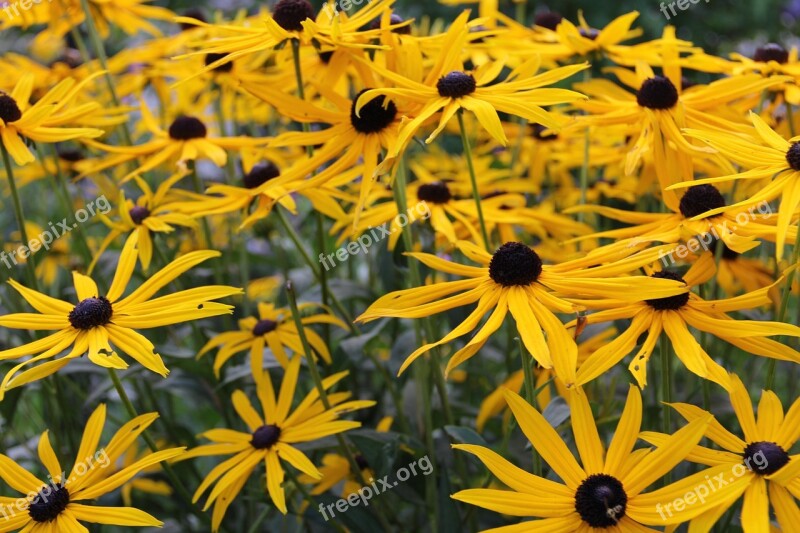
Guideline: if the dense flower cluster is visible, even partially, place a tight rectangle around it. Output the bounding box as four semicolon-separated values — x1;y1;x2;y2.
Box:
1;0;799;531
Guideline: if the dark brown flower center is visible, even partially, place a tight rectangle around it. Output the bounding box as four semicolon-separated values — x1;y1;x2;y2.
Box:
29;483;69;523
532;123;558;142
204;53;233;73
272;0;315;32
252;319;278;336
243;162;281;189
370;13;412;34
743;441;790;475
168;116;207;140
251;424;281;449
754;43;788;64
534;11;563;30
489;242;543;287
679;184;726;219
68;296;113;330
637;76;679;110
786;142;800;171
351;89;397;134
416;182;452;204
645;271;689;310
0;93;22;124
437;71;477;98
129;206;150;225
575;474;627;528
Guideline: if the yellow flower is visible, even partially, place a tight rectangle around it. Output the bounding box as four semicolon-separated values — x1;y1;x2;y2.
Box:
197;301;348;377
357;240;686;383
181;356;374;530
0;235;242;398
0;74;104;166
453;386;747;530
641;374;800;532
0;404;184;531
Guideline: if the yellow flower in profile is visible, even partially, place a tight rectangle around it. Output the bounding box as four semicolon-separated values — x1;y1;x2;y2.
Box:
453;386;748;531
641;374;800;532
0;236;242;399
198;301;347;377
572;253;800;390
93;172;197;271
668;111;800;258
182;356;374;531
0;73;104;165
0;404;184;531
357;240;686;383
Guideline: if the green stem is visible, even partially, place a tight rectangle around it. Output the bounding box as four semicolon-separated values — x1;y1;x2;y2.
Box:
285;281;394;530
767;221;800;388
457;110;491;251
1;143;38;291
660;333;672;484
517;337;541;477
107;369;213;527
77;0;133;147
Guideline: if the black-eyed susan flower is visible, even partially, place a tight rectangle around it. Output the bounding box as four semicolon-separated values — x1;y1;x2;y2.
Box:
180;356;374;530
641;374;800;532
197;301;347;378
0;235;242;398
357;240;687;383
453;386;750;530
0;403;184;531
572;253;800;390
93;172;197;271
353;11;587;165
668;111;800;258
79;101;265;183
0;73;104;165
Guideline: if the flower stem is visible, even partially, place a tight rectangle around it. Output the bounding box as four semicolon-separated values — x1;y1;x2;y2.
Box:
285;281;394;530
1;142;38;291
77;0;134;147
767;221;800;388
517;336;541;477
660;333;672;484
457;110;491;251
106;368;214;527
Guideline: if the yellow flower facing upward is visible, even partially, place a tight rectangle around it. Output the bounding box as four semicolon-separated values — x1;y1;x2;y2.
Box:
453;386;750;531
0;73;105;165
181;356;375;531
641;374;800;532
0;235;242;399
0;404;184;532
197;301;348;378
